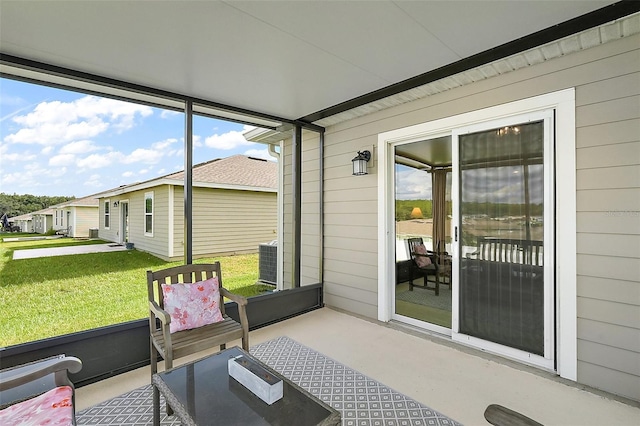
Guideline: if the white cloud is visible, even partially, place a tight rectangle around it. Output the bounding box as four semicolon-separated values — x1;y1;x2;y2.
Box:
84;174;103;188
122;171;134;178
59;140;100;155
41;146;54;155
49;154;76;167
77;152;122;169
4;96;152;145
122;148;164;164
204;129;252;150
160;110;181;119
152;138;178;151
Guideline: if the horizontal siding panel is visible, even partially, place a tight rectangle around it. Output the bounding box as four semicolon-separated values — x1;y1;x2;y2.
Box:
324;213;377;227
578;276;640;305
576;96;640;128
324;237;377;254
578;339;640;377
577;360;640;401
324;259;378;282
576;165;640;190
324;187;379;203
324;200;377;215
323;281;378;306
324;293;377;319
324;174;378;192
577;212;640;235
577;141;640;169
577;188;640;212
577;254;640;282
577;297;640;329
576;118;640;149
575;72;640;106
578;318;640;353
324;224;378;240
325;247;377;266
576;233;640;258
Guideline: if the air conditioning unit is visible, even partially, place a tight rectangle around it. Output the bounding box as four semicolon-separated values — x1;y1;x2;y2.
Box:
258;241;277;285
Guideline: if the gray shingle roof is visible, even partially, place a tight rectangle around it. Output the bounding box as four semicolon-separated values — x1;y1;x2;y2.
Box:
168;155;277;189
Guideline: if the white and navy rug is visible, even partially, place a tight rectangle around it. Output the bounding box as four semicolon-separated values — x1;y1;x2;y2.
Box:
77;336;461;426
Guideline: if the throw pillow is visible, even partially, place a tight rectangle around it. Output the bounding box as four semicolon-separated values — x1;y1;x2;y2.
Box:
413;243;432;268
162;277;224;333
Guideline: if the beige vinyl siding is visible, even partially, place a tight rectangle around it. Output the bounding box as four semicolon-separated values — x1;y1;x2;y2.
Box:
301;132;322;286
281;131;323;289
281;140;294;289
98;200;118;242
129;187;170;259
171;186;277;260
310;33;640;399
71;206;98;238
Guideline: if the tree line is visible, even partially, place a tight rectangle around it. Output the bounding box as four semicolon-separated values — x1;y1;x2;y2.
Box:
0;193;75;217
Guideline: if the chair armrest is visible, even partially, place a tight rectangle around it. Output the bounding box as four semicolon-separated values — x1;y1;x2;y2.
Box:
220;288;248;306
0;356;82;392
149;300;171;324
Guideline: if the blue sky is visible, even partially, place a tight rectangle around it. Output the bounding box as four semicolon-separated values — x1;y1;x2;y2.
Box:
0;78;272;198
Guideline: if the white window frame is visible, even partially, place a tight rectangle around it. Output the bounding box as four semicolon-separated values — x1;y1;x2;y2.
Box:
377;89;576;380
144;191;154;237
104;200;110;230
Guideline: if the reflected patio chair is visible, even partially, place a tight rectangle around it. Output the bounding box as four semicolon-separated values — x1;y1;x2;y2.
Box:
407;237;440;295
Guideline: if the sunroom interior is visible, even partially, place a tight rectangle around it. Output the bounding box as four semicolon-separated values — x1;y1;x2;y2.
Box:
1;1;639;424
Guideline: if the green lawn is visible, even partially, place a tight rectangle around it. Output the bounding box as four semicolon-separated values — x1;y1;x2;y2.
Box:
0;234;272;347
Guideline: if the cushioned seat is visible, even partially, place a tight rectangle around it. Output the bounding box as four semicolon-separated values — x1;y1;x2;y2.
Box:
0;355;82;426
0;386;74;425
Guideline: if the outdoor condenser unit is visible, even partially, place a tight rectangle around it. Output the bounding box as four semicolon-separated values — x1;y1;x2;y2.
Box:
258;241;277;285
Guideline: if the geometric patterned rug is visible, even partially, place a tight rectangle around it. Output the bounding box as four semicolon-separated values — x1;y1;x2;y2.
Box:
78;336;461;426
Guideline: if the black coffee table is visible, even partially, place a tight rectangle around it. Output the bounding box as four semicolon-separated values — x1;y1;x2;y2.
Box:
152;346;341;426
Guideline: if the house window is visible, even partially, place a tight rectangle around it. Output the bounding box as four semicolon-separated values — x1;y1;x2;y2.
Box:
145;192;153;236
104;200;110;229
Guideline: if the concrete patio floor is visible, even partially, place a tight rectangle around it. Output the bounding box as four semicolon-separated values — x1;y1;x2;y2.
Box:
76;307;640;425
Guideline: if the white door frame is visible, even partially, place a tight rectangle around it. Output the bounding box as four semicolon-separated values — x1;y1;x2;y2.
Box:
377;89;576;380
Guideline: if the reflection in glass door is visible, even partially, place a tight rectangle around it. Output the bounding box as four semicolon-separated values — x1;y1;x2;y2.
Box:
457;120;548;355
393;137;452;329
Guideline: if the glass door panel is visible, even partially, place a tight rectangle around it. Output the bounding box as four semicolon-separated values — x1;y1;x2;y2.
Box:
394;137;452;329
458;121;545;355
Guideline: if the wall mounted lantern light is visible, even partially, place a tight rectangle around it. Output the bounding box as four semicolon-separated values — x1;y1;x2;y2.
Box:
113;201;119;207
352;150;371;176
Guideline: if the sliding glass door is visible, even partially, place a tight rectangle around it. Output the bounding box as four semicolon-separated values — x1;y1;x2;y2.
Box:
452;112;554;366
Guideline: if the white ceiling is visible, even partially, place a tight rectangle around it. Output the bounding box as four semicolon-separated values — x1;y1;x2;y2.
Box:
0;1;616;122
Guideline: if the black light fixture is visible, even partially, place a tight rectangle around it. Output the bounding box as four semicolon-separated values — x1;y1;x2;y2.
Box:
352;150;371;176
113;201;119;207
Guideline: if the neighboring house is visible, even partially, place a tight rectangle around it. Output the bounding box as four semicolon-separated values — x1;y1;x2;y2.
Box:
247;17;640;401
97;155;277;261
50;195;100;238
31;209;54;234
8;213;33;233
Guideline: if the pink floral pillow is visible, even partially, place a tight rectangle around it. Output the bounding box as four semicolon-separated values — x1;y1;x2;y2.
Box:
0;386;73;425
162;277;224;333
413;243;432;268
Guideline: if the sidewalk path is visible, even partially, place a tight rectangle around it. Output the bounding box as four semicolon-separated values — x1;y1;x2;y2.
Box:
13;243;128;260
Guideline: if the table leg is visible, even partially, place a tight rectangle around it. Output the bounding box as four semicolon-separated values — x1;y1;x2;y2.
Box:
153;383;160;426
